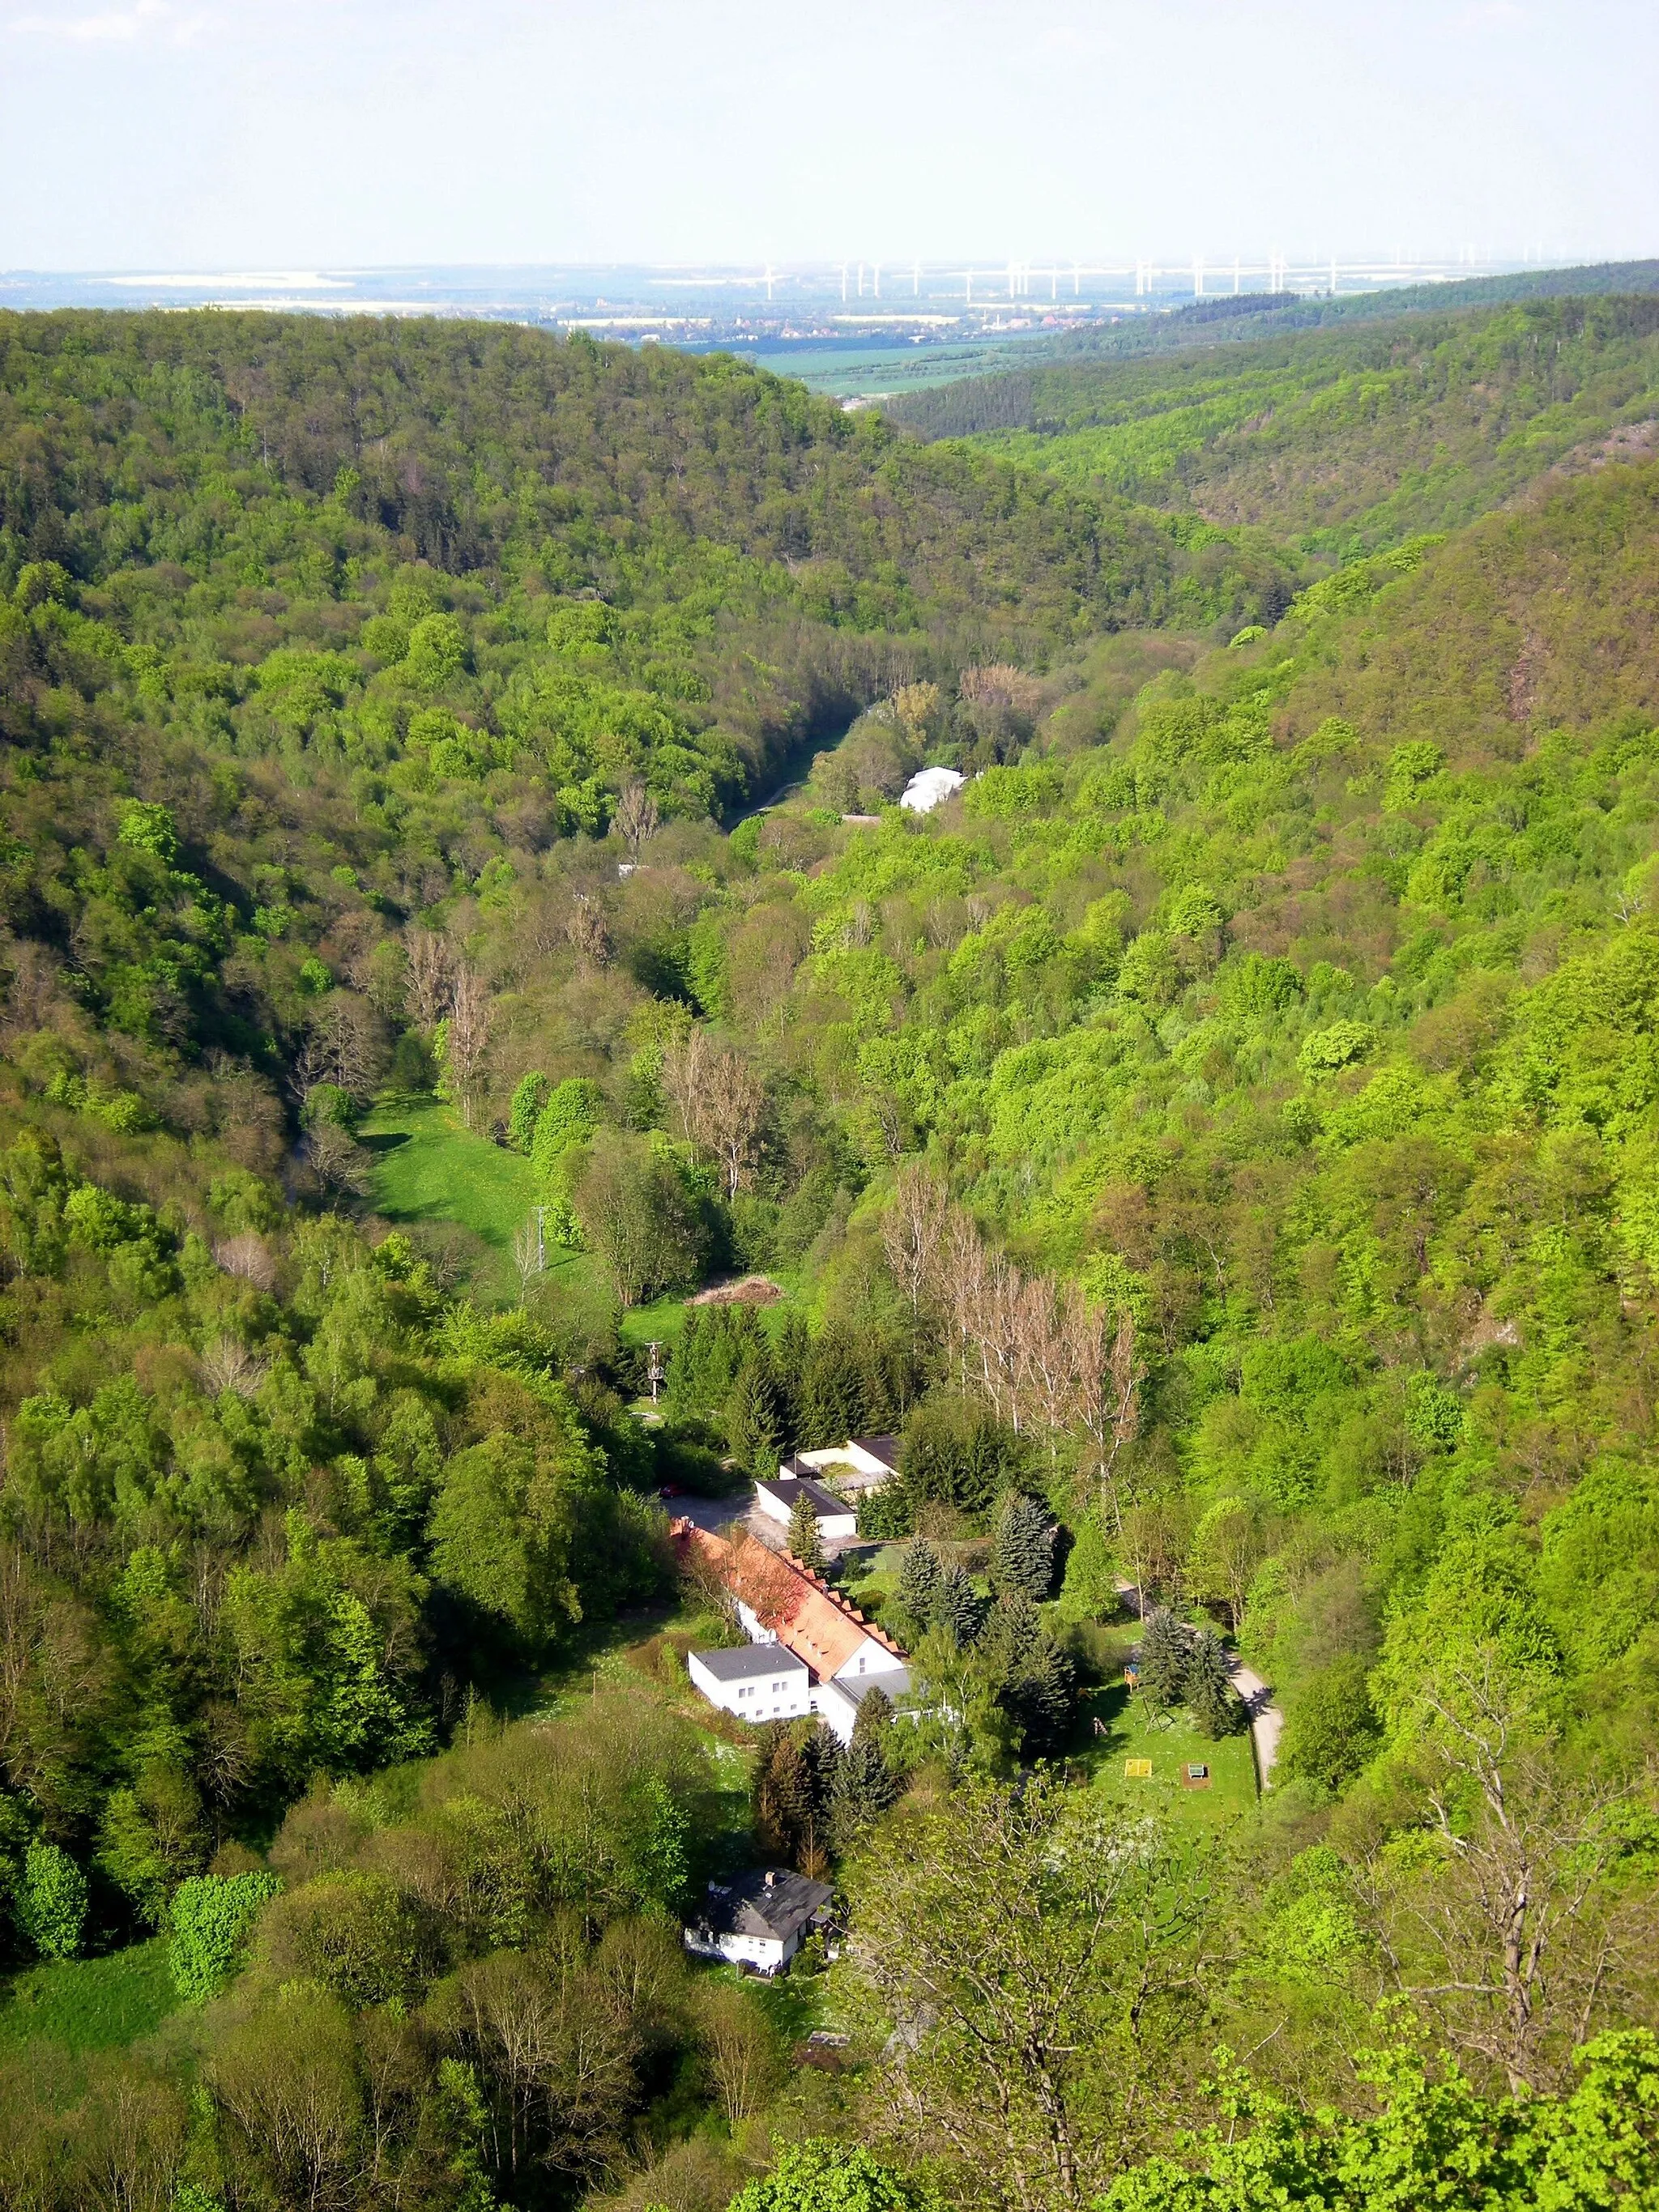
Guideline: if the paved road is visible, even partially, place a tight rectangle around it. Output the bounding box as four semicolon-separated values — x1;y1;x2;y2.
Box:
1115;1581;1285;1791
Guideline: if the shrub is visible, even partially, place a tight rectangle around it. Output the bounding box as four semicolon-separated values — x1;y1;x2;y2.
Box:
16;1841;89;1960
169;1869;282;2001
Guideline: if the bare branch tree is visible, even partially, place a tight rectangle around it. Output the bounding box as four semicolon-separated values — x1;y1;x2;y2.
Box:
1376;1657;1659;2095
663;1033;767;1199
565;893;612;972
404;928;454;1030
882;1163;951;1319
613;779;660;860
442;963;494;1129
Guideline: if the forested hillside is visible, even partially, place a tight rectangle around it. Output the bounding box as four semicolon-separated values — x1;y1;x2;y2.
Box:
890;294;1659;556
0;305;1657;2210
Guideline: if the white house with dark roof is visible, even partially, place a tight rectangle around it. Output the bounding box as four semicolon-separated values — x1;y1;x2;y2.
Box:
686;1643;811;1724
753;1473;858;1544
684;1868;835;1974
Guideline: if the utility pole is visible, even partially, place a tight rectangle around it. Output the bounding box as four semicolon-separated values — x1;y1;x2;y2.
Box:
873;261;881;298
647;1340;663;1404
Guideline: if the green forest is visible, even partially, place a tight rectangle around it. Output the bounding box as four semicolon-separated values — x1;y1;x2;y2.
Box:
0;289;1657;2209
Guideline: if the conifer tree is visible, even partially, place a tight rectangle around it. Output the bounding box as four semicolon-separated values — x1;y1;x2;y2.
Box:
788;1487;825;1572
773;1311;810;1447
756;1728;814;1863
897;1537;942;1630
830;1730;899;1848
933;1562;983;1648
991;1493;1056;1600
800;1324;865;1447
1187;1630;1238;1738
727;1354;783;1475
984;1592;1076;1756
1137;1606;1191;1712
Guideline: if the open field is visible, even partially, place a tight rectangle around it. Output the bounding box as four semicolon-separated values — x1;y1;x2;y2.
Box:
0;1937;177;2060
360;1093;538;1298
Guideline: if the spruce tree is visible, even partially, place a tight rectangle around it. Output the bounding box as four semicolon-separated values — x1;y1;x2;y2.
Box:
933;1561;983;1647
830;1730;898;1848
757;1728;815;1864
726;1353;783;1474
851;1683;895;1744
983;1593;1075;1755
1187;1630;1238;1738
773;1311;810;1448
800;1324;865;1447
1137;1606;1191;1712
896;1537;942;1629
788;1486;825;1572
992;1492;1056;1600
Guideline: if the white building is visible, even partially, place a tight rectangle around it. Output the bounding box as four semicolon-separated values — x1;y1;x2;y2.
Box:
687;1644;810;1723
783;1434;901;1497
899;765;966;813
684;1868;835;1975
753;1473;859;1544
678;1521;911;1745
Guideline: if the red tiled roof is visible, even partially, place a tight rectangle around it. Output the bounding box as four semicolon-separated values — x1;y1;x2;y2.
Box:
672;1519;904;1679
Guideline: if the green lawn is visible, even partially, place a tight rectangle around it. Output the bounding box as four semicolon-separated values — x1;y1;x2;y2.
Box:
0;1937;177;2057
360;1093;538;1299
1073;1662;1259;1825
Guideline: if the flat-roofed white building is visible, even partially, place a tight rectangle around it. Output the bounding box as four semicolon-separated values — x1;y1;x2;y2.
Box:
687;1643;811;1723
783;1435;901;1495
753;1473;859;1543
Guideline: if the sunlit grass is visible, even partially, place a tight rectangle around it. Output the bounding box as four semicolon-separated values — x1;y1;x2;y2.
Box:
0;1937;177;2058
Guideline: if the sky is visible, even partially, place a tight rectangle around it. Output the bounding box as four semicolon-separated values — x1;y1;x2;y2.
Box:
1;0;1656;272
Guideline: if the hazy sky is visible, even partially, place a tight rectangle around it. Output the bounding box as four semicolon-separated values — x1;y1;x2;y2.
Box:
2;0;1656;271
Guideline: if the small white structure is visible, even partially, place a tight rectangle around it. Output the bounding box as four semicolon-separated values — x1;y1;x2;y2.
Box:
753;1473;859;1544
899;765;966;813
684;1869;835;1975
688;1644;810;1723
787;1434;901;1494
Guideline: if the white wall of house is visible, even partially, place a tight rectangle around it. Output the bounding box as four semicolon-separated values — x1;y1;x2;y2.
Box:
684;1928;790;1972
834;1636;907;1686
753;1485;859;1541
688;1652;810;1724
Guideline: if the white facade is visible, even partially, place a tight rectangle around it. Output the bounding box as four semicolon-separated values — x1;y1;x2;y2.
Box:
811;1651;911;1743
688;1647;811;1724
753;1476;859;1543
899;765;966;813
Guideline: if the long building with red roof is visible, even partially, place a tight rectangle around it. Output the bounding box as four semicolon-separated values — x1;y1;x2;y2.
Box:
673;1518;910;1742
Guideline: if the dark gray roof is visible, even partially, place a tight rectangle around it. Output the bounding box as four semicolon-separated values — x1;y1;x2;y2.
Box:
842;1666;910;1707
691;1644;808;1685
756;1474;852;1518
694;1869;834;1944
851;1434;901;1469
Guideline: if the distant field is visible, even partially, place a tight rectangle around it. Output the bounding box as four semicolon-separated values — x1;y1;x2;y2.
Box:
752;333;1051;399
360;1094;537;1298
0;1937;177;2059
